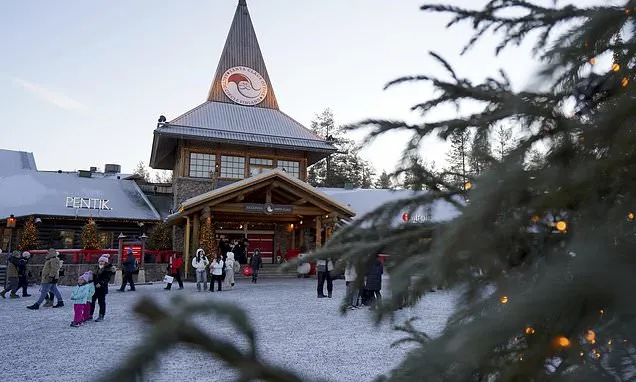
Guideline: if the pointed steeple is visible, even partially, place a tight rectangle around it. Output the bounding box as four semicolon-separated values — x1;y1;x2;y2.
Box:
207;0;279;109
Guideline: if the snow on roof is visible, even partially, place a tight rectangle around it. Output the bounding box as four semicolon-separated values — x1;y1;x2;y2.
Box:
317;188;461;223
0;171;161;221
0;149;37;176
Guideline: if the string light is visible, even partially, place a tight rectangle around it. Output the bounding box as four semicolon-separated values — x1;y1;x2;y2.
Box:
464;181;472;190
500;296;509;304
608;339;613;345
600;309;605;315
555;336;571;348
622;77;629;87
613;63;621;72
628;213;634;221
585;330;596;344
531;215;540;223
590;57;597;65
525;327;536;335
556;220;567;232
579;352;585;357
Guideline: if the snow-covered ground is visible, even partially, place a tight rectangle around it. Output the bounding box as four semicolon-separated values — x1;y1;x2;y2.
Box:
0;278;457;382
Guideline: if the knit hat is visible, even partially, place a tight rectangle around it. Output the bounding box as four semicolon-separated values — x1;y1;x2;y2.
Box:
79;273;90;283
98;254;110;263
127;248;133;254
80;271;92;282
22;251;31;259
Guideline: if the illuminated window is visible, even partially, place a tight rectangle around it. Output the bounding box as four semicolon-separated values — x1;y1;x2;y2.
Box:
98;232;113;249
59;231;75;249
249;157;274;176
277;160;300;178
221;155;245;179
189;153;216;178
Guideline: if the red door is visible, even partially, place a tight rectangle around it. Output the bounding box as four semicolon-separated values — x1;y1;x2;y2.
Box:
247;233;273;259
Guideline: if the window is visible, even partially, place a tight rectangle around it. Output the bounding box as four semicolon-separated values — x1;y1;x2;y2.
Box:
277;160;300;178
98;232;113;249
249;157;274;176
221;155;245;179
189;152;216;178
59;230;75;249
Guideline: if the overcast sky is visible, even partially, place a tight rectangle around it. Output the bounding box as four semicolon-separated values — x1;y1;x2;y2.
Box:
0;0;609;176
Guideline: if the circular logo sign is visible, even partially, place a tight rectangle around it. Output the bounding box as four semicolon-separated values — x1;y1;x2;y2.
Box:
221;66;268;106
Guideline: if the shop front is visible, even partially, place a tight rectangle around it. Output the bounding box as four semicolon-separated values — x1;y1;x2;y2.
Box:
166;169;355;277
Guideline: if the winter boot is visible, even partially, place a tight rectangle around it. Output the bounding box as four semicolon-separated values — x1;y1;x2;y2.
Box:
22;293;31;297
0;290;6;299
70;322;81;327
9;294;20;299
328;292;332;298
52;301;64;308
95;315;104;322
26;303;39;310
43;300;53;307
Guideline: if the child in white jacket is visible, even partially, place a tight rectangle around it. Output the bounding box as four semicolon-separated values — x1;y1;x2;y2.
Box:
191;248;210;291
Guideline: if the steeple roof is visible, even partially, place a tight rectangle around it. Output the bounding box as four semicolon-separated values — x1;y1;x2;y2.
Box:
207;0;278;109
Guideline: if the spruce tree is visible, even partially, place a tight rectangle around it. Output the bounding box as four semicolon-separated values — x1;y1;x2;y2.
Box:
147;221;172;250
375;170;393;189
103;2;636;382
18;217;38;251
81;219;100;250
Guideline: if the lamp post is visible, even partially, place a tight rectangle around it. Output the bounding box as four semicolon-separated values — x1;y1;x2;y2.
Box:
6;214;16;253
139;233;148;284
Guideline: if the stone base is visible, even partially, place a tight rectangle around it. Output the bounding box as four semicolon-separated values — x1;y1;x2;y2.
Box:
137;269;146;284
114;269;122;286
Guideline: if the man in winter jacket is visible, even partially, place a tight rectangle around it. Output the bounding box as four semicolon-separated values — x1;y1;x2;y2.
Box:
0;251;22;299
17;251;31;297
165;253;184;290
316;258;335;298
118;248;136;292
27;249;65;309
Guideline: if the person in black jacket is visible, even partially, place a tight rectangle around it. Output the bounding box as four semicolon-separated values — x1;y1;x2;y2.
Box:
89;254;115;322
363;255;384;309
17;251;31;297
118;248;136;292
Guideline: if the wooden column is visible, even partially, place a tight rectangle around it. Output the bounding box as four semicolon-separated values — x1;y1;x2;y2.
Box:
192;213;200;252
184;216;191;278
291;225;296;249
265;186;272;204
315;216;322;249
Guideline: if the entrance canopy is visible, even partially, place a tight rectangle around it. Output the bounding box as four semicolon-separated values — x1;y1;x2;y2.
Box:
166;169;355;225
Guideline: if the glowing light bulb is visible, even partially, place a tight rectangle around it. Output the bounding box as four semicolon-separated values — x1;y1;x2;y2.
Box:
622;77;629;87
628;213;635;221
500;296;509;304
555;336;571;348
464;181;472;190
585;330;596;344
556;220;567;232
525;327;535;335
613;63;621;72
590;57;597;65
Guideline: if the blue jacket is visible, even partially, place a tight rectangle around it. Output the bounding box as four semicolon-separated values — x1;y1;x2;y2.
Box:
71;283;93;304
122;253;137;274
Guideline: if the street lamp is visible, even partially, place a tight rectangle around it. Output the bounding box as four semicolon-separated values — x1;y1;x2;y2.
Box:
6;214;16;253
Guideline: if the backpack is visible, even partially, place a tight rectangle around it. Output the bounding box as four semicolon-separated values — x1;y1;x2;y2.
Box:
233;261;240;273
133;258;139;274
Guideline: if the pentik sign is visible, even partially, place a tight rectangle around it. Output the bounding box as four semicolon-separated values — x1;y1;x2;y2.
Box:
65;196;112;210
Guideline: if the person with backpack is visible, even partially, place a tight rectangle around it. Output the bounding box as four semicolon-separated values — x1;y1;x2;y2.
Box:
118;248;137;292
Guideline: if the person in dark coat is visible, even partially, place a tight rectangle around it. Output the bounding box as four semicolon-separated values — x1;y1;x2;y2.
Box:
0;251;21;299
89;254;115;322
118;248;136;292
249;248;263;283
17;251;31;297
234;239;247;265
364;255;384;309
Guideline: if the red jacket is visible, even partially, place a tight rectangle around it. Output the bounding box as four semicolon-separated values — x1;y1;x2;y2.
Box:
170;257;183;273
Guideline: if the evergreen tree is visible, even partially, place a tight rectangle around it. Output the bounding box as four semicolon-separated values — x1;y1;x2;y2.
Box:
153;170;173;184
199;216;217;259
308;108;376;188
147;221;172;250
494;124;514;161
402;154;436;191
446;129;471;187
469;130;494;176
18;217;38;251
375;170;393;189
81;219;100;250
133;161;151;182
104;2;636;382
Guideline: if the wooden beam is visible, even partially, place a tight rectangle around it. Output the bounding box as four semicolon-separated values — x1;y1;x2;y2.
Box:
293;198;307;205
265;187;272;204
274;182;333;211
192;213;200;253
211;203;326;216
184;216;191;278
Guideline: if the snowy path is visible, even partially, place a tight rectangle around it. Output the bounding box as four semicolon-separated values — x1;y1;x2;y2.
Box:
0;278;456;382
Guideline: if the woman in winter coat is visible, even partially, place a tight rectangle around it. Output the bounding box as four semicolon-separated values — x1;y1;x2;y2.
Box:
344;263;360;308
89;254;115;322
249;248;263;284
27;249;65;310
165;253;184;290
224;251;237;289
191;248;209;291
364;255;384;309
210;254;224;292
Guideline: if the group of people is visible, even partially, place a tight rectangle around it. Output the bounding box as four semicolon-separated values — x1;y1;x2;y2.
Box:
316;254;385;310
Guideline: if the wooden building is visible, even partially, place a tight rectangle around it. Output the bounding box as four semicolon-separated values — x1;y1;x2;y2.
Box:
149;0;356;272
